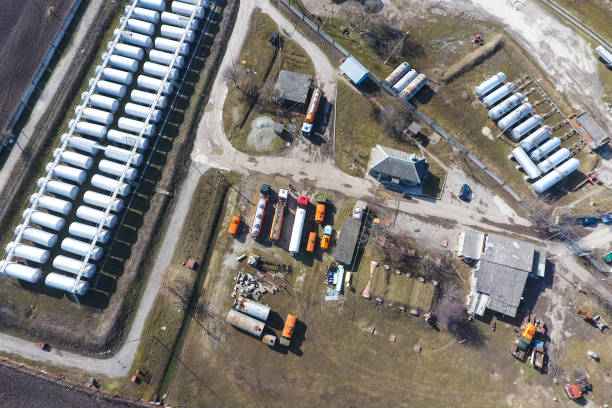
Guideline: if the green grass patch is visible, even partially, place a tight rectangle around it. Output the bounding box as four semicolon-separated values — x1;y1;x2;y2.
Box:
553;0;612;43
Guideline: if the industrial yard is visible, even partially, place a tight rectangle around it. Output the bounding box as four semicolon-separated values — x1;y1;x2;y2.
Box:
0;0;610;407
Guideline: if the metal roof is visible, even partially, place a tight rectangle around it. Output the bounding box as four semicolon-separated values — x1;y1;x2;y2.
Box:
369;145;428;185
275;70;312;104
458;230;485;260
575;112;610;149
333;217;361;265
481;233;536;272
339;56;369;84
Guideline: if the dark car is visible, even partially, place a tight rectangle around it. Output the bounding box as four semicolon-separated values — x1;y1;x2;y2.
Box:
459;184;472;202
580;217;598;227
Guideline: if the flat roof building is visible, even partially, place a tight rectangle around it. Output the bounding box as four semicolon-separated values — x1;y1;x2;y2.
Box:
571;112;610;150
275;70;312;105
333;217;362;265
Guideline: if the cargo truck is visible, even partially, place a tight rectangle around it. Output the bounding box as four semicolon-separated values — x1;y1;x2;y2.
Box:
279;314;297;346
306;231;317;252
315;201;326;223
269;189;288;242
289;196;309;255
228;215;241;236
301;88;322;136
321;225;332;250
251;196;268;239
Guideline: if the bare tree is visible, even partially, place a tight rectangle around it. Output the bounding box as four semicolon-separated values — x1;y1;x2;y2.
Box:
256;79;280;113
377;100;414;141
223;62;245;93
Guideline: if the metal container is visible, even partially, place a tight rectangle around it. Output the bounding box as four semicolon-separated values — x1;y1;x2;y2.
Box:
399;73;427;101
82;93;120;112
89;78;127;98
519;125;552;152
108;42;145;61
104;145;144;166
136;0;166;12
74;106;114;126
46;163;87;184
45;272;89;295
510;147;542;180
530;137;561;162
53;255;96;278
537;148;570;174
76;205;118;228
118;116;156;137
113;29;152;48
102;52;140;72
69;119;108;139
383;62;410;88
143;61;179;81
137;75;175;95
119;17;156;36
160;11;199;29
5;242;50;264
233;296;270;321
30;193;72;216
91;174;132;196
510;115;543;142
391;69;417;93
225;309;264;337
83;191;125;212
95;66;134;86
154;37;190;56
61;134;100;155
0;261;42;283
488;93;524;120
22;209;65;231
99;159;139;181
53;149;94;170
474;72;506;97
532;158;580;194
131;89;169;109
107;129;150;150
483;83;515;108
125;5;160;23
262;334;276;346
497;103;533;130
14;224;58;248
159;25;195;44
38;178;79;200
69;222;112;244
172;1;205;18
61;237;104;261
124;102;163;123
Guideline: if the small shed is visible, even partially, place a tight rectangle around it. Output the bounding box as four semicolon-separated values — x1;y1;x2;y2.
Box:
571;112;610;149
333;217;362;265
275;70;312;105
340;56;369;85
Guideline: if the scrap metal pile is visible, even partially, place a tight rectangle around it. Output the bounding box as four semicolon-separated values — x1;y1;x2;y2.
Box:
232;269;278;300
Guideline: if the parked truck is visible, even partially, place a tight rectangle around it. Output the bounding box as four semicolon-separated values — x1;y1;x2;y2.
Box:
306;231;317;252
510;320;539;361
531;340;546;372
301;88;322;136
289;196;309;255
315;200;326;223
251;185;271;239
269;189;288;242
321;225;332;250
279;314;297;346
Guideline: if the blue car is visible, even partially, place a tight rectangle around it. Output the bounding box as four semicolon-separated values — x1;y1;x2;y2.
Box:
580;217;597;227
459;184;472;202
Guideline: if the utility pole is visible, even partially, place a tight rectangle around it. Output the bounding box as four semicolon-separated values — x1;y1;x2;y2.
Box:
384;31;409;65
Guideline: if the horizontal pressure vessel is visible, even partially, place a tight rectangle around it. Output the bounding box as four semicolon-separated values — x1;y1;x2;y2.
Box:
45;272;89;295
38;178;79;200
61;134;100;155
102;52;140;72
14;224;58;248
226;309;264;337
107;129;150;150
83;93;120;112
530;137;561;162
161;11;199;29
76;205;118;228
180;0;209;4
532;158;580;194
30;194;72;216
22;209;65;231
131;89;169;109
383;62;410;88
114;29;152;48
61;237;104;260
510;147;541;180
69;119;108;139
118;117;156;137
172;2;205;18
108;41;145;60
74;106;114;125
95;66;134;85
5;242;50;264
399;74;427;101
0;261;42;283
69;222;111;244
105;145;144;166
91;174;132;196
99;159;139;181
498;103;533;130
519;125;552;152
125;5;160;23
136;0;166;12
391;69;418;93
137;75;175;95
510;114;543;142
53;255;96;278
120;17;156;36
46;163;87;184
124;102;163;123
149;47;186;68
159;25;195;44
233;296;270;321
83;191;125;212
483;83;515;108
89;78;127;98
537;148;571;174
488;93;524;120
154;37;190;56
143;61;179;81
53;149;93;170
474;72;506;97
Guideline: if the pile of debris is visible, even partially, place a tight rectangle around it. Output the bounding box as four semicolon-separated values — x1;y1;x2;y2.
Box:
232;269;277;300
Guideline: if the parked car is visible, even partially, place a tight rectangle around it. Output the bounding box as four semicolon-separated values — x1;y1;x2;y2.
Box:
604;252;612;264
601;215;612;224
459;184;472;202
580;217;598;227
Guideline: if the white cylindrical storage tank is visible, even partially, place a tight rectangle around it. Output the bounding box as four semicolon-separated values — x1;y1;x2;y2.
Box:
53;149;93;170
108;42;145;61
532;158;580;194
99;159;138;181
46;163;87;184
69;222;111;244
105;145;144;166
61;134;100;155
510;147;541;180
74;106;114;126
102;52;140;73
154;37;190;56
53;255;96;278
383;62;411;88
61;237;104;261
391;69;418;93
136;0;166;12
137;75;175;95
5;242;50;264
537;148;571;174
118;117;156;137
76;205;118;228
120;17;156;36
179;0;208;5
149;48;186;68
225;309;264;337
125;5;160;23
510;115;543;142
161;11;199;29
89;78;127;98
14;224;58;248
69;119;108;140
519;125;552;152
83;93;120;112
0;261;42;283
498;103;533;130
233;296;270;321
113;29;152;48
488;93;525;121
30;194;72;216
22;209;65;231
45;273;89;295
172;2;205;18
38;178;79;200
83;191;125;213
159;25;195;44
143;61;179;81
483;83;515;108
95;66;133;86
131;89;169;109
91;174;132;196
289;207;306;254
107;129;150;150
399;74;427;101
530;137;561;162
474;72;506;97
124;102;163;123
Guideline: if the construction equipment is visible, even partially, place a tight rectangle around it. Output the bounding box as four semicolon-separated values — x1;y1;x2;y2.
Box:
269;189;288;242
279;314;297;346
576;376;592;393
321;225;332;250
577;307;608;331
564;383;582;401
531;340;546;372
510;318;545;361
228;215;241;236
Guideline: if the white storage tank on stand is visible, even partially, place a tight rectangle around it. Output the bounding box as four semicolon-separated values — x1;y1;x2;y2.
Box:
76;205;118;228
519;125;552;152
30;194;72;216
154;37;190;56
124;102;163;123
159;25;195;43
61;134;100;155
5;242;50;264
53;149;94;170
530;138;561;162
488;93;525;121
69;222;111;244
131;89;169;109
391;69;418;93
61;237;104;260
0;261;42;283
149;48;186;68
22;209;66;231
102;52;140;72
180;0;209;5
69;119;108;139
172;1;205;18
107;129;150;150
118;117;156;137
143;61;179;81
161;11;199;29
537;148;571;174
95;66;134;86
105;145;144;166
45;272;89;295
383;62;410;88
38;178;79;200
120;17;156;36
510;115;543;142
91;174;132;196
82;93;120;112
113;29;152;48
53;255;96;278
137;75;175;94
99;159;138;180
74;106;114;126
125;5;160;23
14;224;58;248
108;42;145;60
483;83;515;108
532;158;580;194
89;78;127;98
136;0;166;12
474;72;506;97
498;103;533;130
46;163;87;184
399;74;427;101
83;191;125;212
510;147;542;180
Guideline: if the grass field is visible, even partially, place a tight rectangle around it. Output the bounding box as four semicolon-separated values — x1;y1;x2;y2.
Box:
553;0;612;43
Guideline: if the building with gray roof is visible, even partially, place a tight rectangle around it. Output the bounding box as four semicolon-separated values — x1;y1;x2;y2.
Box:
333;217;362;265
368;145;428;193
275;70;312;106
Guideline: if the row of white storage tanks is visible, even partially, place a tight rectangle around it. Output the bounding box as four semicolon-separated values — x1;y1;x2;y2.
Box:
382;62;428;101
